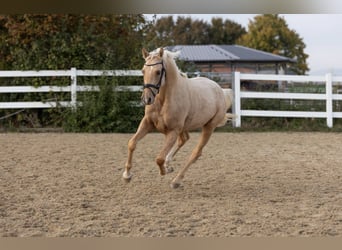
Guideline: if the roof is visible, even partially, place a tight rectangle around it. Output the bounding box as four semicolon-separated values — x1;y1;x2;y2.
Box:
166;45;296;63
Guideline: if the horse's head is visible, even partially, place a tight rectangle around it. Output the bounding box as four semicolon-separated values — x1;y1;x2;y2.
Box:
141;48;166;105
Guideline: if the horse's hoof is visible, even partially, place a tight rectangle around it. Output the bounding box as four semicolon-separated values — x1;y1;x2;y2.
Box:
160;167;174;176
170;182;181;189
122;171;132;183
166;166;174;173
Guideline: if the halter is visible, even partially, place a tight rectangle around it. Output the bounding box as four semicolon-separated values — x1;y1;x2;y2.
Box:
143;61;166;97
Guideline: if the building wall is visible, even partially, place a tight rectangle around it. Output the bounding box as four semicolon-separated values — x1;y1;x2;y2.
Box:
191;62;284;88
195;62;281;74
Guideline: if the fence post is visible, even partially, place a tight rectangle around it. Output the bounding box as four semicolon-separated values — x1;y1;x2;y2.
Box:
326;73;333;128
70;67;77;109
233;71;241;127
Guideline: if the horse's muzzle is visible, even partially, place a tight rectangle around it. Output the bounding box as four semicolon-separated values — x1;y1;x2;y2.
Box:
141;90;155;105
142;96;153;105
141;85;159;105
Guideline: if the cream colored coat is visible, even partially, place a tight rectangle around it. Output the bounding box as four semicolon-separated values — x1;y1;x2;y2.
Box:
123;48;233;188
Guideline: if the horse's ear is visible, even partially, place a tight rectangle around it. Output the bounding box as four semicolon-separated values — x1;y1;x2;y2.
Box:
142;48;149;59
159;47;164;57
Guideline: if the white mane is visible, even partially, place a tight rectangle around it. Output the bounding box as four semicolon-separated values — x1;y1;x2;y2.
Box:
149;48;186;77
163;49;186;77
150;48;181;60
164;49;181;59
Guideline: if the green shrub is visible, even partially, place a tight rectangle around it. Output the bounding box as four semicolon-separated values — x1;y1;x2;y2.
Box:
62;77;144;133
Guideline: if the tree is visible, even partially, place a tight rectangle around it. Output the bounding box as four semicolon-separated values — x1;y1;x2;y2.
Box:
0;14;151;132
0;14;149;70
145;15;245;48
145;15;175;49
173;17;210;45
209;17;246;44
237;14;309;74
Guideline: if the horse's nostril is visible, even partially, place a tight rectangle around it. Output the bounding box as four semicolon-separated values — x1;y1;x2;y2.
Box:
143;96;153;105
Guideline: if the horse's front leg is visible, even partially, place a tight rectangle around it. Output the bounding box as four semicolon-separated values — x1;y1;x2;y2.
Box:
156;130;178;176
123;117;152;182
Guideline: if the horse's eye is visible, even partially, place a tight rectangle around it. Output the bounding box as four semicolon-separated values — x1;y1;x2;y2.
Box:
156;70;161;75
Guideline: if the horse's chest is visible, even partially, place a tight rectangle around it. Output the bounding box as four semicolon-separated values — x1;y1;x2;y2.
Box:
152;115;168;132
147;103;181;133
149;109;175;133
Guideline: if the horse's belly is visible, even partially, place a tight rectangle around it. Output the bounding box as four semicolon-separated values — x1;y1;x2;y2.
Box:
184;109;219;130
185;121;204;131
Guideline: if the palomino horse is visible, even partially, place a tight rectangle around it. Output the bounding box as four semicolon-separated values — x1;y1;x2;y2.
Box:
123;47;234;188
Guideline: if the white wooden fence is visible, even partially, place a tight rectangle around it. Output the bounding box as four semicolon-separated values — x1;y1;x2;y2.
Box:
233;72;342;128
1;68;342;128
0;68;142;109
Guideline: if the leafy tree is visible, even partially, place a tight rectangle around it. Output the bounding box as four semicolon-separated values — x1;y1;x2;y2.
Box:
0;14;150;132
173;17;210;45
237;14;309;74
0;14;149;70
209;17;246;44
146;15;175;47
145;15;245;48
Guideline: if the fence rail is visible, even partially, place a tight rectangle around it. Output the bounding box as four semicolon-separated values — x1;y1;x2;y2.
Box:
1;68;342;128
233;72;342;128
0;68;142;109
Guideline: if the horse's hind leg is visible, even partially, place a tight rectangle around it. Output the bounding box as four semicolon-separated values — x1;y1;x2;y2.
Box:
123;117;152;182
171;126;214;188
164;131;190;172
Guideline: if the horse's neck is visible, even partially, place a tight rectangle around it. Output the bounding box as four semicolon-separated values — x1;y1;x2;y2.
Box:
159;62;184;104
162;75;184;103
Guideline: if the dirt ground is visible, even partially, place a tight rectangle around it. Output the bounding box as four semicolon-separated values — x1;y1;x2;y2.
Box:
1;132;342;237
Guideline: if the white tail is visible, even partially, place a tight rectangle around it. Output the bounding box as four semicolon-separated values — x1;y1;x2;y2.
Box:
217;88;236;127
222;88;233;110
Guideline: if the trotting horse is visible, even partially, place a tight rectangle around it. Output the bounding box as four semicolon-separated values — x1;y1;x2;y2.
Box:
122;47;234;188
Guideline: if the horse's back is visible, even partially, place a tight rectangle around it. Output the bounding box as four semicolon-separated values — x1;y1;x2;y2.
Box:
188;76;221;89
188;77;225;104
184;77;227;129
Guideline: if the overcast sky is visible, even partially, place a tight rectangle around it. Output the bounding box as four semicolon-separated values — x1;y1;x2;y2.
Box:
147;14;342;75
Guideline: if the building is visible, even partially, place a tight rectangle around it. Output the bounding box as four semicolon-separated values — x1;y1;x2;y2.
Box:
167;44;295;74
167;44;296;88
